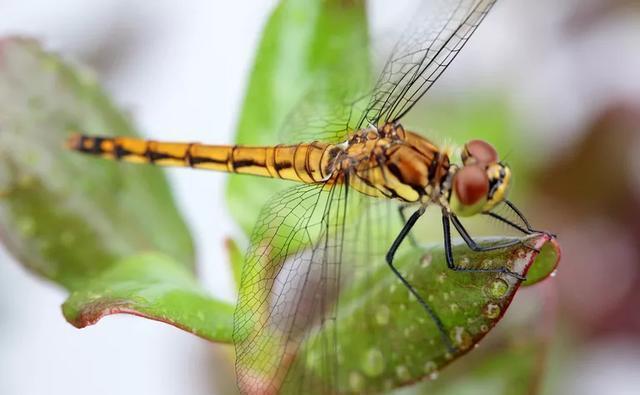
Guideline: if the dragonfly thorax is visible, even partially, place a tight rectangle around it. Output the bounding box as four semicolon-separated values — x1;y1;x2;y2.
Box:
336;123;451;203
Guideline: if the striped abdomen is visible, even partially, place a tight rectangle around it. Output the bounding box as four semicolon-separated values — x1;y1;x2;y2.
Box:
66;135;337;183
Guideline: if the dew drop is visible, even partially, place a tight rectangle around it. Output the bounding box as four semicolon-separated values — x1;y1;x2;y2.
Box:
427;294;435;302
403;326;416;338
460;256;470;267
443;292;450;301
349;371;364;392
396;365;411;381
483;303;501;319
480;324;489;333
450;326;472;350
362;348;385;377
375;305;390;326
481;258;493;269
424;360;437;375
550;269;557;278
408;290;416;301
421;254;432;268
429;371;439;380
449;303;459;313
437;273;447;283
389;284;397;294
488;279;509;298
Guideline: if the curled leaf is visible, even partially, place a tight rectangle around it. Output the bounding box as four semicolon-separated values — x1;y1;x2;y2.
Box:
62;253;235;343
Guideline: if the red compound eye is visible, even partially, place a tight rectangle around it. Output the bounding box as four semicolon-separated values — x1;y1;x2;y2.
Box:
453;165;489;205
463;140;498;165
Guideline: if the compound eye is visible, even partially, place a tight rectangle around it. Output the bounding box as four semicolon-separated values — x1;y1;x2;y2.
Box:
453;165;489;205
462;140;498;165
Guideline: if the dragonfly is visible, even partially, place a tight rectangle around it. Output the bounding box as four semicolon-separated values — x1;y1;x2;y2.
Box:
67;0;550;393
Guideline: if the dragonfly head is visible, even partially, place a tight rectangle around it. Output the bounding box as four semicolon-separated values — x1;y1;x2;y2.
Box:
450;140;511;217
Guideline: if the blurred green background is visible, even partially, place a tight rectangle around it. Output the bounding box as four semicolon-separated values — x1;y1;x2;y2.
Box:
1;0;639;394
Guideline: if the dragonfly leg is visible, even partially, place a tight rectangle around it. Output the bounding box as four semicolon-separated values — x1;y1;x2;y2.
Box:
485;212;533;235
398;204;419;247
503;200;557;238
443;211;526;281
386;206;457;353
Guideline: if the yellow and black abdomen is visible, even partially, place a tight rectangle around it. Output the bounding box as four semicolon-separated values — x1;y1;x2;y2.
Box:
66;134;336;183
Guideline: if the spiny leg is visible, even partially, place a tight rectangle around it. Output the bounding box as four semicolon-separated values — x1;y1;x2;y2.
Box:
386;205;456;353
503;199;556;238
450;214;533;253
485;212;532;235
442;210;526;281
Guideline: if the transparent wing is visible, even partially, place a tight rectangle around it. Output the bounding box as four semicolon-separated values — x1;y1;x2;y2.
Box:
356;0;497;128
280;0;497;144
234;166;466;393
233;182;343;394
233;171;405;393
278;76;372;144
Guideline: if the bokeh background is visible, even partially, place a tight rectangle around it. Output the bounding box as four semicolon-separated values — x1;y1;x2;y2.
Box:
1;0;639;394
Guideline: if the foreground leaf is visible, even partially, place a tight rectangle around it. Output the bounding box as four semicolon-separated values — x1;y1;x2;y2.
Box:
0;38;194;290
62;253;235;343
280;234;560;394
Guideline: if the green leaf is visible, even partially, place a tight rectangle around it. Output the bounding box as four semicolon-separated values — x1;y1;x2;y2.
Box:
395;337;547;395
62;253;235;343
281;234;560;393
0;37;194;290
225;237;244;291
225;0;370;235
521;240;559;286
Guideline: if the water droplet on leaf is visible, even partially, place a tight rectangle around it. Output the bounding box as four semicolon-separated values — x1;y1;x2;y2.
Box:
362;348;385;377
483;303;501;319
421;254;432;268
488;279;509;298
349;371;364;392
375;305;390;326
396;365;411;381
450;326;472;350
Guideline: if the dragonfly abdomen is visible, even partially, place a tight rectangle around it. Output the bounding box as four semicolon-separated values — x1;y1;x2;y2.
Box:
66;134;336;183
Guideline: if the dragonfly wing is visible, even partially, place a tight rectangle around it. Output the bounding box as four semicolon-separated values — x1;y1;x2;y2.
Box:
357;0;498;127
278;77;372;144
280;0;498;144
233;172;407;393
233;182;344;393
236;164;465;393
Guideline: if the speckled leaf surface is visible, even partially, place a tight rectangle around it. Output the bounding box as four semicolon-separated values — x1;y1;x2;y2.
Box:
62;253;235;343
0;38;194;290
279;235;560;394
